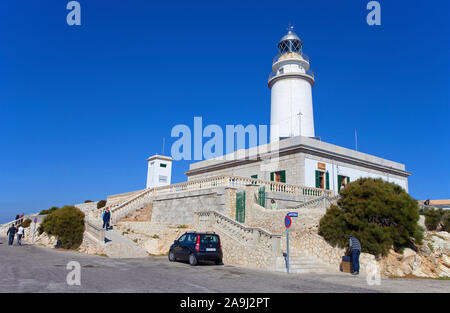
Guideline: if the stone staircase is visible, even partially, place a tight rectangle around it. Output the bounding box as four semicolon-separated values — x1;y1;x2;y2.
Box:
279;253;336;274
103;229;148;258
287;194;340;210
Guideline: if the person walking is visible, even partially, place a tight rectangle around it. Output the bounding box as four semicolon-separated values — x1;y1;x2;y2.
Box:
349;234;361;275
17;225;25;246
7;224;17;246
102;208;111;230
15;214;20;225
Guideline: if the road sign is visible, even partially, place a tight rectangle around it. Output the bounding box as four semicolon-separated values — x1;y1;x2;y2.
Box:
34;217;38;223
287;212;298;218
284;215;292;228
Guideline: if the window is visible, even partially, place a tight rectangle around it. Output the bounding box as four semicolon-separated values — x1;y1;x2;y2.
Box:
270;170;286;183
338;175;350;192
251;174;258;179
315;170;330;190
200;234;219;244
178;234;187;243
160;163;167;168
279;68;284;75
185;233;197;243
159;175;167;183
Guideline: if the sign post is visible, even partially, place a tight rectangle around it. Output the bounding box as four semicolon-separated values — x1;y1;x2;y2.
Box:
284;215;292;273
32;217;38;244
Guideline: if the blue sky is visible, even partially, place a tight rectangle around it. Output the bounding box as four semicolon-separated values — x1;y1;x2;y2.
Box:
0;1;449;222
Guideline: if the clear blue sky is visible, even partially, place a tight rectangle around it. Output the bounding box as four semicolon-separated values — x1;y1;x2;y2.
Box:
0;1;449;222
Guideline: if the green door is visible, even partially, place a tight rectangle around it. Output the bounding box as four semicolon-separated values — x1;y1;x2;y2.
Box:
236;191;246;223
258;186;266;207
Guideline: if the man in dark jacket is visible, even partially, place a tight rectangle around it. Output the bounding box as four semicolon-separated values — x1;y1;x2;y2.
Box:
102;208;111;230
7;224;17;246
349;234;361;275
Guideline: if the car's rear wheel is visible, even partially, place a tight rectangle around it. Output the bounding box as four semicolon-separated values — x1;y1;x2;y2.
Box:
189;253;198;266
168;250;176;262
214;259;223;265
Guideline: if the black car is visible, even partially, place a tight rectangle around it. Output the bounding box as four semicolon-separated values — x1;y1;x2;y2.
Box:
168;231;223;266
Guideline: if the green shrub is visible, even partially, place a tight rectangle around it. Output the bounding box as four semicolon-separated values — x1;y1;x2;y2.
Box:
38;206;85;250
318;178;423;257
443;211;450;233
424;208;444;231
84;200;93;203
97;200;107;209
21;218;32;228
39;206;59;215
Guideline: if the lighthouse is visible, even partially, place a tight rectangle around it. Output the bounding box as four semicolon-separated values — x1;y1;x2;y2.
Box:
269;26;315;142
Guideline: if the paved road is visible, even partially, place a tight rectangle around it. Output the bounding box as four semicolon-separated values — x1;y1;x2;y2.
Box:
0;238;449;293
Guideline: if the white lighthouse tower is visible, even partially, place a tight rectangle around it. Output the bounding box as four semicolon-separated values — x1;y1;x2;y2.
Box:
269;26;315;142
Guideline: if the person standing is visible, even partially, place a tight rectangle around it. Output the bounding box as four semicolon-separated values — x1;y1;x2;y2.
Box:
15;214;20;225
17;225;25;246
270;199;277;210
7;224;17;246
102;208;111;230
349;234;361;275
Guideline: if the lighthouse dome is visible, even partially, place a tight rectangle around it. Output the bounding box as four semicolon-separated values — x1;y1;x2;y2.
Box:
277;28;303;55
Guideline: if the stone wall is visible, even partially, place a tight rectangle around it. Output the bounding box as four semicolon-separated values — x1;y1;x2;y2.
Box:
151;187;229;225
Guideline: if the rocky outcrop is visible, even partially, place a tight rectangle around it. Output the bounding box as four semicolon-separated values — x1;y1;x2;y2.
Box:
379;232;450;278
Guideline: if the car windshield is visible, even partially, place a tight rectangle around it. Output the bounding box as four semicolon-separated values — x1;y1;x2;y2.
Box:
200;234;219;244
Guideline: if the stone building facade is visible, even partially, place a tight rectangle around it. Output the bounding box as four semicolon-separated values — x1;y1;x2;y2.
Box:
186;135;410;195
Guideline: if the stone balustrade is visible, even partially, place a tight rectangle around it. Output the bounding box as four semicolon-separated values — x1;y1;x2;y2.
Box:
195;210;281;257
291;194;341;210
85;219;105;243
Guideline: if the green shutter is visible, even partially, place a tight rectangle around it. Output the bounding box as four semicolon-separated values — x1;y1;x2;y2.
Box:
347;177;350;184
315;171;320;188
326;172;330;190
258;186;266;207
338;175;342;192
251;174;258;179
236;191;246;223
270;172;274;182
280;170;286;183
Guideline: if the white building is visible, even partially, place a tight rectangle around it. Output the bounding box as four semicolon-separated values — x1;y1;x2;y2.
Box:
146;155;173;189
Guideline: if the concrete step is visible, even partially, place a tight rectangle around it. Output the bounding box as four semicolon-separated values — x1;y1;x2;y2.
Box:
274;254;337;274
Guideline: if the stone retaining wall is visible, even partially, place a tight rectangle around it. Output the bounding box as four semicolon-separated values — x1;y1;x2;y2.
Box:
151;187;236;225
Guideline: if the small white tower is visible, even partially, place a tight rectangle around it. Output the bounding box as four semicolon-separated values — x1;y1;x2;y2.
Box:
269;26;315;142
146;154;173;189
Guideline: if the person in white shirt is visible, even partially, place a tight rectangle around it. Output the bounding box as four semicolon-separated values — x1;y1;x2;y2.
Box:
17;225;25;246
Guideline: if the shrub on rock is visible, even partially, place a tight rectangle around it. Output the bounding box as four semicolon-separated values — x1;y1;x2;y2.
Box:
97;200;107;209
21;218;32;228
39;206;59;215
318;178;423;257
38;206;85;250
424;208;444;231
442;211;450;233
